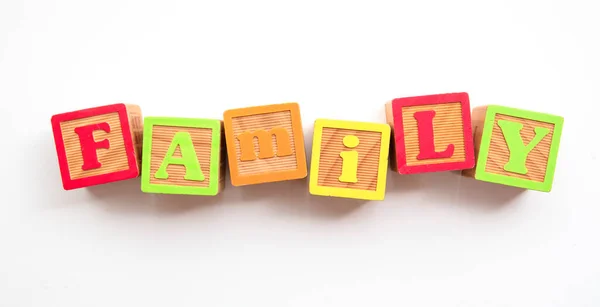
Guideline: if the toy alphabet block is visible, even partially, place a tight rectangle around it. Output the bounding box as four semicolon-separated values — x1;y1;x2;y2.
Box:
386;92;475;174
309;119;391;200
462;106;564;192
223;102;307;186
51;103;143;190
141;117;225;195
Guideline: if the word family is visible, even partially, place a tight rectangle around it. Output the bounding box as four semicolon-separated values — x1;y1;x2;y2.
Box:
50;92;564;200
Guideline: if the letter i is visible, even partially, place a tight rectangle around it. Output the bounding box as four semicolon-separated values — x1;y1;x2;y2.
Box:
339;135;359;183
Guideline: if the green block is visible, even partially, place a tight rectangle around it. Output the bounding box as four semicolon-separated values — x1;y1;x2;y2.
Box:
474;105;564;192
141;117;224;196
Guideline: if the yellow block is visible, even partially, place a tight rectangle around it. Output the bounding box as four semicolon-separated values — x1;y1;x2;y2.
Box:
309;119;391;200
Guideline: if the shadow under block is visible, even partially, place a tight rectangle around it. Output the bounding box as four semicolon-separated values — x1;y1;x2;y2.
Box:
51;103;143;190
309;119;391;200
223;102;307;186
140;117;225;196
461;106;564;192
385;92;475;174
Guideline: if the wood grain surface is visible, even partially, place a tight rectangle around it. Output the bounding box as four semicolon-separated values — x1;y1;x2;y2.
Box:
401;102;465;166
60;112;129;179
125;104;143;166
385;101;398;171
461;106;487;178
217;129;226;192
231;110;298;175
485;114;554;182
149;126;213;187
317;127;381;191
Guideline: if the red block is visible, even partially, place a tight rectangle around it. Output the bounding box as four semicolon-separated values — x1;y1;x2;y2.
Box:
51;103;143;190
385;92;475;174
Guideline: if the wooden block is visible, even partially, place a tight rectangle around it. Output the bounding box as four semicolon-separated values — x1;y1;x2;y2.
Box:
223;102;307;186
309;119;391;200
386;92;475;174
462;106;564;192
51;103;142;190
140;117;225;196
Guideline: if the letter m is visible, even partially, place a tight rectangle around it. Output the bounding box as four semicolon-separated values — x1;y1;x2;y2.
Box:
237;127;293;161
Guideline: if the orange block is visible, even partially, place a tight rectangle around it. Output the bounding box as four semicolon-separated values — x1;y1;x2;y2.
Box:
223;102;307;186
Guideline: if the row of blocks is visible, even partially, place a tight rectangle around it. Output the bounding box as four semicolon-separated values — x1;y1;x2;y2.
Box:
51;93;564;200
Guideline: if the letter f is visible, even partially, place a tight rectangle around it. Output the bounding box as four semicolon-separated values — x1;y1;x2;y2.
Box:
74;122;111;170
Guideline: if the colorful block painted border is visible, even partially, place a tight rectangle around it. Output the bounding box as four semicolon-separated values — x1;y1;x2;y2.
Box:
223;102;308;186
475;105;564;192
51;103;138;190
391;92;475;174
141;117;222;196
309;119;391;200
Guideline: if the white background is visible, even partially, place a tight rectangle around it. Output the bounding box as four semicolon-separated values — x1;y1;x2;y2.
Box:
0;0;598;306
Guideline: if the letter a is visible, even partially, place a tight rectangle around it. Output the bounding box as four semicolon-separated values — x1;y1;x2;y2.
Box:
154;132;205;181
497;120;550;174
339;135;359;183
74;122;111;170
414;110;454;160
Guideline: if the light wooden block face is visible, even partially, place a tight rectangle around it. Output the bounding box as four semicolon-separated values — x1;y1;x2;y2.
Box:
386;93;474;174
60;113;129;179
51;104;141;190
141;117;225;196
223;103;307;186
309;119;391;200
462;106;564;192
